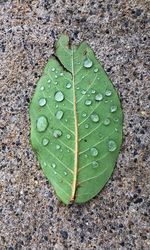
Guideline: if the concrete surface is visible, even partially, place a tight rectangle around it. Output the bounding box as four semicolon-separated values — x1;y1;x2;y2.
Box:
0;0;149;249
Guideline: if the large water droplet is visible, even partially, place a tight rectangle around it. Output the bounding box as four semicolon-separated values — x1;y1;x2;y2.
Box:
95;93;103;101
36;116;48;132
53;129;62;138
83;58;93;68
55;110;64;120
38;98;47;107
108;140;117;152
56;144;61;150
111;105;117;113
51;163;56;169
40;86;44;91
94;68;98;73
105;90;112;96
85;99;92;106
103;118;110;126
90;147;99;156
42;138;49;146
92;161;99;168
66;82;72;89
90;113;100;123
54;91;64;102
66;134;71;139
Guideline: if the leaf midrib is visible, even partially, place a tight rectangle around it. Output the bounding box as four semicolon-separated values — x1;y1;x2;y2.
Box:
71;46;79;201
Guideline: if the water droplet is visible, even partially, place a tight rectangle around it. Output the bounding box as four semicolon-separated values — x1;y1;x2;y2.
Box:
85;124;89;129
48;79;51;83
76;86;80;90
103;118;110;126
48;85;50;88
111;105;117;113
113;117;119;122
94;68;98;73
36;116;48;132
43;162;47;167
54;91;64;102
40;86;44;91
90;147;99;156
81;89;86;95
83;58;93;68
67;149;70;152
85;154;88;158
115;128;118;132
53;129;62;138
56;144;61;150
64;171;68;176
65;119;68;123
54;81;58;85
42;138;49;146
66;134;71;139
95;93;103;101
82;76;85;79
55;75;58;78
52;68;55;72
105;90;112;96
82;112;87;118
91;89;96;94
51;163;56;169
55;110;64;120
85;99;92;106
92;161;99;168
66;82;72;89
90;113;100;123
60;72;64;76
105;100;109;103
38;98;47;107
108;140;117;152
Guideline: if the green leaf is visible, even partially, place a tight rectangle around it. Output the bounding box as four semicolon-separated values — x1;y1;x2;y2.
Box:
29;34;123;204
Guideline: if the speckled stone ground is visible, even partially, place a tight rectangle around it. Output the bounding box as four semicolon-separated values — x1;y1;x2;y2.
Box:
0;0;149;249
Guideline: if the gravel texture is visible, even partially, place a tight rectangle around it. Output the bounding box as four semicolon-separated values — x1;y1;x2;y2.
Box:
0;0;149;249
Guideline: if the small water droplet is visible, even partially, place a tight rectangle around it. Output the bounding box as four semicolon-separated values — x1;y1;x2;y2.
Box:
108;140;117;152
111;105;117;113
81;90;86;95
43;162;47;167
113;117;119;122
40;86;44;91
55;110;64;120
82;76;85;79
66;82;72;89
36;116;48;132
91;89;96;94
67;149;70;152
66;134;71;139
82;112;87;118
105;100;109;103
60;72;64;76
55;104;58;108
48;85;50;88
56;144;61;150
53;129;62;138
38;98;47;107
95;93;103;101
94;68;98;73
103;118;110;126
55;75;58;78
83;58;93;68
90;147;99;156
54;171;57;175
105;90;112;96
92;161;99;168
85;154;88;158
85;124;89;129
64;171;68;176
76;86;80;90
65;119;68;123
54;91;64;102
90;113;100;123
85;99;92;106
48;79;51;83
87;94;90;97
42;138;49;146
51;163;56;169
115;128;118;132
54;81;58;85
52;68;55;72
